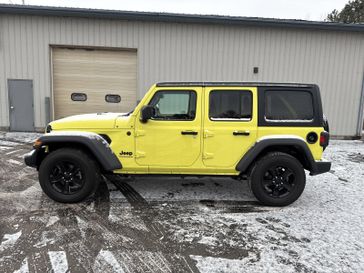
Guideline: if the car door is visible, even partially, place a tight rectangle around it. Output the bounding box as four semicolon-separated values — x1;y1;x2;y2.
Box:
135;87;202;170
202;87;257;168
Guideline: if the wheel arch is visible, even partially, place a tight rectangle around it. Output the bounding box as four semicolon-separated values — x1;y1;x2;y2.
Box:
236;137;315;174
33;132;122;172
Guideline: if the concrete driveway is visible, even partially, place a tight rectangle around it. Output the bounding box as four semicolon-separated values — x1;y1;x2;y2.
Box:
0;132;363;273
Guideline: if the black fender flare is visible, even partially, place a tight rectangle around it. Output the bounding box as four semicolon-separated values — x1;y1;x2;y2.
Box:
31;132;122;171
235;137;317;173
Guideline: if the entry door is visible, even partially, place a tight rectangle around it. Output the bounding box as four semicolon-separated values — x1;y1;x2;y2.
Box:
203;87;257;168
135;88;202;169
8;80;34;132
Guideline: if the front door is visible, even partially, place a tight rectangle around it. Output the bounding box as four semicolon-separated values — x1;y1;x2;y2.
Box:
135;88;202;170
202;87;257;169
8;79;34;132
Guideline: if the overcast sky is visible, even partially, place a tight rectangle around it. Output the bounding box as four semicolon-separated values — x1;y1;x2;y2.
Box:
2;0;349;21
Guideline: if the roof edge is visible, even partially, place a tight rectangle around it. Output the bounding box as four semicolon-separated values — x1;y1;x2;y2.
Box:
156;82;317;87
0;4;364;32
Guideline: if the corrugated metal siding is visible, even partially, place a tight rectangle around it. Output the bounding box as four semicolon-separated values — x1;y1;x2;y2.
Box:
0;14;363;136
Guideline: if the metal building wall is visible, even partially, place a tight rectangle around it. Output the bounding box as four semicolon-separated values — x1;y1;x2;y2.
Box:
0;14;363;136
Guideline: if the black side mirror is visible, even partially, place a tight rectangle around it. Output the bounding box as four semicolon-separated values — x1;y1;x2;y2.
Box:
140;105;155;123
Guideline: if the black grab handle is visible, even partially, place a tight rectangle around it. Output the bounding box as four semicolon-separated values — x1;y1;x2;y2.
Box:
233;131;250;136
181;131;198;135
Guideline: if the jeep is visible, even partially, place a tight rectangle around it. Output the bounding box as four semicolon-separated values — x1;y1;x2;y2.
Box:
25;82;331;206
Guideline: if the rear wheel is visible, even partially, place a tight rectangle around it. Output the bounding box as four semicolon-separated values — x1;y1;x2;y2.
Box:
39;148;100;203
249;152;306;206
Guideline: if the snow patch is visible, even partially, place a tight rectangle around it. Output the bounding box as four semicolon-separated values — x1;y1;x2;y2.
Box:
7;159;22;165
75;216;88;239
34;232;55;248
13;257;29;273
93;250;125;273
0;231;22;251
0;132;42;144
48;251;69;273
46;216;60;227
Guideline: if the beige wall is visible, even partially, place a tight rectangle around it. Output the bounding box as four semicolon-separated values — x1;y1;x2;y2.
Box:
0;14;363;136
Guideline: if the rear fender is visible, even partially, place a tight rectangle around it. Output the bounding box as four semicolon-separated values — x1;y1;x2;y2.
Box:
236;136;318;174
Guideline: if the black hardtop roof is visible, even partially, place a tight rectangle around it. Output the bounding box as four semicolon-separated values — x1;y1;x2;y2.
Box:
156;82;317;88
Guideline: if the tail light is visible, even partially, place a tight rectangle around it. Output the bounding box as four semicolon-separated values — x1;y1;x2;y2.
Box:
320;131;329;150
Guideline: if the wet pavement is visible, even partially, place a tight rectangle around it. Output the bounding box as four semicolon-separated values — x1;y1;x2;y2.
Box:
0;135;363;273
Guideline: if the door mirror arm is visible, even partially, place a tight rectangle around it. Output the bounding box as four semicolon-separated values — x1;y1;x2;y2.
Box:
140;105;155;123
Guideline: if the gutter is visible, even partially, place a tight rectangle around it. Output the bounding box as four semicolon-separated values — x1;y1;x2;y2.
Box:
0;4;364;32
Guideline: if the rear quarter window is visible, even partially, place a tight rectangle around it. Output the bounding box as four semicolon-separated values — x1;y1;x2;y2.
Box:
265;90;314;121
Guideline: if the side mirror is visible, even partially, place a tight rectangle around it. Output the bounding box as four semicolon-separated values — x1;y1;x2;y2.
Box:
140;105;155;123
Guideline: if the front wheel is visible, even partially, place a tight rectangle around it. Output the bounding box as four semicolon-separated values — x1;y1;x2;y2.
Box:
39;148;100;203
249;152;306;206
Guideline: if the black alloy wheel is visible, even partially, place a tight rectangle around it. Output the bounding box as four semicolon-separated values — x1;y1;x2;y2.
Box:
249;152;306;206
262;166;296;198
39;148;100;203
49;160;85;195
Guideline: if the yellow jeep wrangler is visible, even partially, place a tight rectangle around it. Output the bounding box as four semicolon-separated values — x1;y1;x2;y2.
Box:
25;82;331;206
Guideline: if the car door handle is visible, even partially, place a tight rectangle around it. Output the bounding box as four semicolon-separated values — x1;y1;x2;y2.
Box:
181;131;198;135
233;130;250;136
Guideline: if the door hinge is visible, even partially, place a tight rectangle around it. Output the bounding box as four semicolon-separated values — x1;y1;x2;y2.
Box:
135;151;146;158
203;130;214;138
203;152;214;159
135;130;145;137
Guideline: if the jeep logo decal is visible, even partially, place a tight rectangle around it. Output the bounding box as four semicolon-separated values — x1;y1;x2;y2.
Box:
120;150;133;157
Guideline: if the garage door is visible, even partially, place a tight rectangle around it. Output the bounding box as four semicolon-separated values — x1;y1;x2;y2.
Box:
52;47;137;119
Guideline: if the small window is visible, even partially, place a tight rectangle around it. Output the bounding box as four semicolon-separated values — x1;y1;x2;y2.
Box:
209;90;252;121
149;91;197;121
71;93;87;102
105;94;121;103
265;90;314;121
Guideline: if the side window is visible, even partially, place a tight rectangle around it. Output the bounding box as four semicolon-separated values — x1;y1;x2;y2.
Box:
265;90;314;121
149;90;197;121
209;90;252;121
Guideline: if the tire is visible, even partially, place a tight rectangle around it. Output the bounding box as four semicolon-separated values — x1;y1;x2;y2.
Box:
39;148;100;203
249;152;306;206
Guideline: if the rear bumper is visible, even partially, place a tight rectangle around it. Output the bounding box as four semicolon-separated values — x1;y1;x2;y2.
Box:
24;149;38;168
310;160;331;175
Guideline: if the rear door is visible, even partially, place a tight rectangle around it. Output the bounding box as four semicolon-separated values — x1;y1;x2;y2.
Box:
202;87;257;168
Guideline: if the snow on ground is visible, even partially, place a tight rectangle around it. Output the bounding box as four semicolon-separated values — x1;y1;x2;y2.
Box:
0;131;42;144
0;231;22;252
0;133;363;273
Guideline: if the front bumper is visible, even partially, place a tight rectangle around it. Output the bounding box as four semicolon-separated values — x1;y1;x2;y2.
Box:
310;160;331;175
24;149;38;168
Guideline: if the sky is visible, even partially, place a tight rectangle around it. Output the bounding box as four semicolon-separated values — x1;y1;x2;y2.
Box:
1;0;350;21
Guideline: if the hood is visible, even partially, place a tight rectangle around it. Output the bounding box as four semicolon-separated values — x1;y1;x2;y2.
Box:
50;112;129;130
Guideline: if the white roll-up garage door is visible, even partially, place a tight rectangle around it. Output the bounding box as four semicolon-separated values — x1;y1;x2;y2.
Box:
52;47;137;119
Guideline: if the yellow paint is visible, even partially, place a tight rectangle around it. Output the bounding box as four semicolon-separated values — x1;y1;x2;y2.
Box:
48;84;326;175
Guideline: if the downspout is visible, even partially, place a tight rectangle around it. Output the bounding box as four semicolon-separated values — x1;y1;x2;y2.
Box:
356;72;364;137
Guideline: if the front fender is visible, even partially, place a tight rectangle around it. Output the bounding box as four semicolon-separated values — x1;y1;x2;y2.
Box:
24;131;122;171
